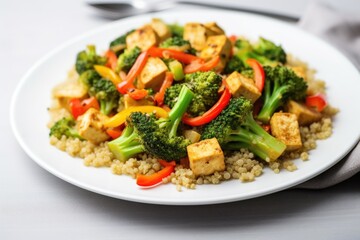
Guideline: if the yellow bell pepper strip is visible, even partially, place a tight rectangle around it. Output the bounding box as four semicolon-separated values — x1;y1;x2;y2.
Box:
147;47;202;64
246;58;265;92
104;106;169;128
94;65;122;85
184;56;220;74
136;160;176;187
116;51;149;100
104;49;118;71
69;97;100;120
182;87;231;126
154;72;174;106
306;93;327;112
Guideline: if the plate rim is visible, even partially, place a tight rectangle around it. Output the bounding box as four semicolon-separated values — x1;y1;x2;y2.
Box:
10;8;360;205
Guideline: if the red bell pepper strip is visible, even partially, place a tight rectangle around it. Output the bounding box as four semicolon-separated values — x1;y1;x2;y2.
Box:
184;56;220;74
116;51;149;100
306;93;327;112
104;49;118;71
136;161;176;187
182;87;231;126
246;58;265;92
69;97;100;119
158;159;176;167
154;72;174;106
228;35;237;43
106;127;123;139
148;47;202;64
128;89;149;100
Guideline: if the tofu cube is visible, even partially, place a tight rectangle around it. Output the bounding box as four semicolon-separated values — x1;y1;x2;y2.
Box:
225;71;261;103
150;18;171;42
203;22;225;35
77;108;110;144
126;25;159;51
187;138;225;176
52;81;88;99
270;112;302;151
123;94;154;109
183;23;212;51
137;57;168;91
200;35;232;72
286;100;322;125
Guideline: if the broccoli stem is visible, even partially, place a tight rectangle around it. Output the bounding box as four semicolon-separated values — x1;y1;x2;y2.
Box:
225;114;286;162
257;84;289;123
168;85;194;122
107;126;145;162
100;100;116;116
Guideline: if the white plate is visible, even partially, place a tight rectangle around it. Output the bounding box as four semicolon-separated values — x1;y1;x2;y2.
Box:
10;9;360;205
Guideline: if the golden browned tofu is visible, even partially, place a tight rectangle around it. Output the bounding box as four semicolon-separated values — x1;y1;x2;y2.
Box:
183;23;213;51
200;35;232;72
52;81;88;99
126;25;159;51
203;22;225;35
150;18;171;42
225;71;261;103
286;100;322;125
270;112;302;151
137;57;168;91
77;108;110;144
187;138;225;176
123;94;154;109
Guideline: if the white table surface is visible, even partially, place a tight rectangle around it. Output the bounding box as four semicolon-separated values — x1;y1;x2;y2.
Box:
2;0;360;239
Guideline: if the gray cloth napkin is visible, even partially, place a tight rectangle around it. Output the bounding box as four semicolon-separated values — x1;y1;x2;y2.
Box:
297;1;360;189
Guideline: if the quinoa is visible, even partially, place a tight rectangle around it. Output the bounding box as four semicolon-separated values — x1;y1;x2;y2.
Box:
47;44;338;191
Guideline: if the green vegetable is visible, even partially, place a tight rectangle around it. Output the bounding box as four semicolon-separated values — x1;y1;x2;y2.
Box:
80;70;120;115
253;37;287;64
75;45;107;74
201;97;286;162
168;60;184;81
234;37;287;66
116;46;141;73
224;55;245;74
109;29;135;54
108;85;194;161
167;24;184;38
164;71;222;116
160;36;190;48
49;117;82;140
257;66;308;123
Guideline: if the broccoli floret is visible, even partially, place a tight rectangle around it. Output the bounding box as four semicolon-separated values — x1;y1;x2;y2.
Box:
109;29;135;54
224;55;245;74
80;70;120;115
49;117;82;140
160;36;190;48
234;38;286;66
201;97;286;162
257;66;308;123
75;45;107;74
253;37;287;64
108;85;194;161
116;46;141;73
160;36;196;55
167;23;184;38
164;71;222;116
